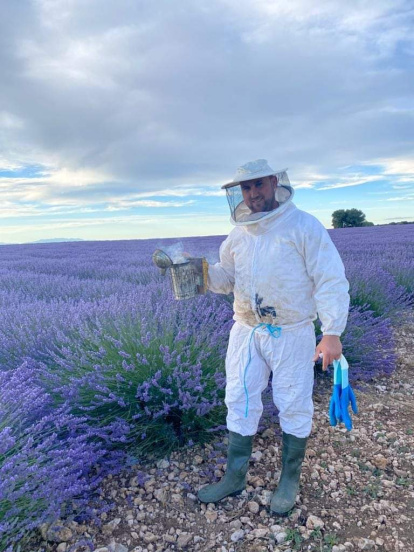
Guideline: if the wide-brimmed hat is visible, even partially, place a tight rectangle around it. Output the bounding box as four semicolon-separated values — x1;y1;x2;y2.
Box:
222;159;285;189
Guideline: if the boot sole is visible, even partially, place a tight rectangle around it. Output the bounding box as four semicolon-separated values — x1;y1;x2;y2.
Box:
198;488;244;504
269;507;291;517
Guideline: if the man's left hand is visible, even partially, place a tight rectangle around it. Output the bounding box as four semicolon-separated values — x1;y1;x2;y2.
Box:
313;335;342;371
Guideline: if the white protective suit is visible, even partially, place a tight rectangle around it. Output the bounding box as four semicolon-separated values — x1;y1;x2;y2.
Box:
208;185;350;438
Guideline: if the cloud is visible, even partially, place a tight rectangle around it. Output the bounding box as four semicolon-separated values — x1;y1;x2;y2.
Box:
105;199;196;210
317;175;386;191
386;195;414;201
0;0;413;240
2;1;413;178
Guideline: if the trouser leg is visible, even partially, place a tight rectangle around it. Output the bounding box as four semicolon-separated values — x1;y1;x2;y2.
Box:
270;323;315;438
198;323;268;504
268;324;315;514
225;323;271;436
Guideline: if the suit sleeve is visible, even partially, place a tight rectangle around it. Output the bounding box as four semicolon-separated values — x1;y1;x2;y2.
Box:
302;220;350;336
207;236;235;295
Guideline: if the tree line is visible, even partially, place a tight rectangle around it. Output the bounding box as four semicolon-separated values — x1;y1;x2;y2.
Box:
331;209;412;228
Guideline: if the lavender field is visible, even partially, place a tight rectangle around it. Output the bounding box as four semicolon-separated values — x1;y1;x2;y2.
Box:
0;225;413;550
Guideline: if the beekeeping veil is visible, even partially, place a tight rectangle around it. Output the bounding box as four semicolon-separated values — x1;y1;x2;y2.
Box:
222;159;294;225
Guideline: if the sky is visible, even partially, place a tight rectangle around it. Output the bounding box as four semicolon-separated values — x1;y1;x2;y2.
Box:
0;0;413;244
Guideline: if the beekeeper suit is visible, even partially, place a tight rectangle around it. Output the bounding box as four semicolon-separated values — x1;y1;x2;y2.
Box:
197;159;350;515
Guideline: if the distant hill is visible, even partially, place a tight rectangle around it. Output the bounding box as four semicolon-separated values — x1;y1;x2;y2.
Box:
31;238;85;244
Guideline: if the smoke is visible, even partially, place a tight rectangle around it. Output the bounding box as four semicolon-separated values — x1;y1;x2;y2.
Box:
155;242;220;265
159;242;189;264
203;250;219;265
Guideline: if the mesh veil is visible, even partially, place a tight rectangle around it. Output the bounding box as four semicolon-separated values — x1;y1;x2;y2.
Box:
224;170;293;225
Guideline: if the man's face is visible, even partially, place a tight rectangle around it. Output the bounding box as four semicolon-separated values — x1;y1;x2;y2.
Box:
240;175;278;213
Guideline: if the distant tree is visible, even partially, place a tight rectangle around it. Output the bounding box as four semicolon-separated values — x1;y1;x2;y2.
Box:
331;210;347;228
332;208;373;228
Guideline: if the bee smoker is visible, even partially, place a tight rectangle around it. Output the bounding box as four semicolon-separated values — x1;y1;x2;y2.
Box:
152;249;208;300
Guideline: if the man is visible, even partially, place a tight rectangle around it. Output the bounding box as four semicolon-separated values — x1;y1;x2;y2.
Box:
197;159;350;515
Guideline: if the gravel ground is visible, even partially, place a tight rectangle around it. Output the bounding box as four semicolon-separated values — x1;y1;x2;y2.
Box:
31;319;413;552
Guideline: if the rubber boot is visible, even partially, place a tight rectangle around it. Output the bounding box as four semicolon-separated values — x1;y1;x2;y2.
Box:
270;432;308;515
197;431;253;503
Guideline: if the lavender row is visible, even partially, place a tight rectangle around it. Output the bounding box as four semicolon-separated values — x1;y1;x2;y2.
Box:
0;225;413;549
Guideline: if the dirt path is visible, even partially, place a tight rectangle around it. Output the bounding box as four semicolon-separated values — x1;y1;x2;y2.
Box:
34;320;413;552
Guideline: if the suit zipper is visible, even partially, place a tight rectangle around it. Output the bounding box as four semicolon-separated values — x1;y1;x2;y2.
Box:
250;235;260;319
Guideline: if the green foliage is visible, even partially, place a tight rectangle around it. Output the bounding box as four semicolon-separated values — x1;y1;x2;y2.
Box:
332;208;373;228
363;482;381;498
285;527;304;549
324;533;339;550
46;315;227;457
396;477;410;487
310;529;339;552
310;528;323;539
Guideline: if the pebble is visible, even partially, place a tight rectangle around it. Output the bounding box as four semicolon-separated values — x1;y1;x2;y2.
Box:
102;519;122;535
47;526;73;543
143;532;157;543
177;533;192;548
258;490;272;505
230;529;245;542
333;521;342;530
247;501;260;514
373;454;388;469
251;451;263;462
205;510;218;522
275;531;287;544
357;538;376;550
112;545;128;552
229;520;242;530
156;459;170;469
252;477;265;488
306;515;325;530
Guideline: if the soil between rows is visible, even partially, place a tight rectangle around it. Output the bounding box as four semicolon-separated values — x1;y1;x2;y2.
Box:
32;319;414;552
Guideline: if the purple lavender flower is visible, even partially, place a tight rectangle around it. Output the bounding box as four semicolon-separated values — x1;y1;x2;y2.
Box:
0;226;412;548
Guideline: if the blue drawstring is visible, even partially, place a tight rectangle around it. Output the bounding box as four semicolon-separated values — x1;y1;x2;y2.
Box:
243;323;282;418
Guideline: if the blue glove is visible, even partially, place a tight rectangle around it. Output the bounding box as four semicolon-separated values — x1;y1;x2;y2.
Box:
329;355;358;431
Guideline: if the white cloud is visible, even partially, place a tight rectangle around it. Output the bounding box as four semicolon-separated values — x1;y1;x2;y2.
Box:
378;157;414;176
386;195;414;201
105;199;196;210
318;175;386;191
0;0;413;240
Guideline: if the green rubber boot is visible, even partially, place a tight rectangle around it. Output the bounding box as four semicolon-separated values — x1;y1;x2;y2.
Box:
270;432;308;515
197;431;253;503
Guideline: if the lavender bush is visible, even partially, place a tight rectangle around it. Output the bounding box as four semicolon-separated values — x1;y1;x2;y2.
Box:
44;289;232;456
0;361;121;550
0;225;413;549
329;225;414;319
